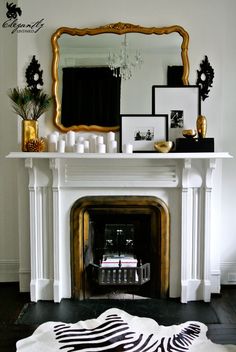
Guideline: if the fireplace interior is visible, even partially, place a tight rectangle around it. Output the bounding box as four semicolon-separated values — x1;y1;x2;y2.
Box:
71;196;169;300
88;211;151;296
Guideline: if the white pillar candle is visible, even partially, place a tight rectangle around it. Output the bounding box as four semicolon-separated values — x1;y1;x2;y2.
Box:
97;143;106;153
107;131;115;142
96;136;104;152
58;134;66;148
78;136;85;144
48;133;58;143
97;135;104;144
66;145;74;152
108;140;118;153
67;131;75;145
84;140;90;153
53;131;60;139
74;143;84;153
89;134;97;153
48;133;58;152
66;131;76;152
58;139;65;153
48;141;57;152
123;144;133;154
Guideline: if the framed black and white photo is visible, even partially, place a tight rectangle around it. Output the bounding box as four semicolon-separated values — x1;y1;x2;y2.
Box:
121;114;168;152
152;86;201;141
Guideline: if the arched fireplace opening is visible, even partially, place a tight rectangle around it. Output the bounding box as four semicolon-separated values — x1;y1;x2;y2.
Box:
71;196;170;300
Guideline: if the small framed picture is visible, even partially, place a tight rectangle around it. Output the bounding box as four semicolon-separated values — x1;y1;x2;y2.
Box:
152;86;201;141
121;114;168;152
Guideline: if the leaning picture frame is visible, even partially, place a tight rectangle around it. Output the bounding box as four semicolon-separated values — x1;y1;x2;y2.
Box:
152;86;201;141
121;114;168;152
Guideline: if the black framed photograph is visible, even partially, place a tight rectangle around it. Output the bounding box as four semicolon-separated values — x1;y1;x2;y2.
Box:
121;114;168;152
152;86;201;141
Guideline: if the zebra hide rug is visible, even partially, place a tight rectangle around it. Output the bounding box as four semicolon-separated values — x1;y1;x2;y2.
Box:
16;308;236;352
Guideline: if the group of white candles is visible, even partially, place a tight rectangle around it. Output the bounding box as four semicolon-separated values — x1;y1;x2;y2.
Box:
47;131;120;154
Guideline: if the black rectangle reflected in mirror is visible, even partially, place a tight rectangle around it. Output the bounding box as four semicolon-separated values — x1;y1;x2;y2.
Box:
61;67;121;127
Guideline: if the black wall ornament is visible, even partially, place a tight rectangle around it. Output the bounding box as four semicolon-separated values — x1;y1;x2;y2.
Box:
25;55;44;94
196;55;214;101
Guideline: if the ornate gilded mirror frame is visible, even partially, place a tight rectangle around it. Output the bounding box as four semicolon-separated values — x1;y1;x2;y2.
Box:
51;22;189;132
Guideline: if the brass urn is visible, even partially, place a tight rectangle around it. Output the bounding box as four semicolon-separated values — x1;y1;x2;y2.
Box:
196;115;207;138
22;120;39;151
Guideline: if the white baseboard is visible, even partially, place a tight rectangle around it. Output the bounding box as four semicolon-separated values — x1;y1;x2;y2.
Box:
210;270;221;293
0;259;19;282
220;262;236;284
19;269;30;292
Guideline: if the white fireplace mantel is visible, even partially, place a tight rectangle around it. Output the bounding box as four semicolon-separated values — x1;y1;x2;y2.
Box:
7;151;231;160
7;152;232;303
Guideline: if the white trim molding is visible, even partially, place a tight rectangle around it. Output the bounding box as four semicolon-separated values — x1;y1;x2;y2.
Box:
210;270;221;294
18;268;31;292
220;262;236;284
0;259;19;282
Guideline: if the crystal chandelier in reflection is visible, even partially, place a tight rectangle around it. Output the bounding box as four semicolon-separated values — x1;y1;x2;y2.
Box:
108;34;143;80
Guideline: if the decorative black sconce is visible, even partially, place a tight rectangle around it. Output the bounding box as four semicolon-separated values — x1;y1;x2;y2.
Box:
25;55;44;94
196;55;214;101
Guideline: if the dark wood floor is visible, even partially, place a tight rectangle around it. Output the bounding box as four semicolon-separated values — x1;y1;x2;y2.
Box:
1;283;236;351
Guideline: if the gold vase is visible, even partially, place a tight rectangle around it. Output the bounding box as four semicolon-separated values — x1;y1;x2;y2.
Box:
22;120;39;151
196;115;207;138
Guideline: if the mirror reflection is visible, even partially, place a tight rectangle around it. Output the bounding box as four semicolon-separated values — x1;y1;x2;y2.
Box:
51;23;189;132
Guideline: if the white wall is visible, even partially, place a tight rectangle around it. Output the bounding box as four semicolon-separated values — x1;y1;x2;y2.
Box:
0;0;19;281
1;0;236;287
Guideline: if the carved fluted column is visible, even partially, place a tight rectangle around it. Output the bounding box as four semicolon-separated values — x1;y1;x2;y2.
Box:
25;158;40;302
181;158;192;303
49;158;62;302
202;158;216;302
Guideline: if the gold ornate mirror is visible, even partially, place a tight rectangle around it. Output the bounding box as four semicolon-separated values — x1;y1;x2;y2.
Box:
51;22;189;132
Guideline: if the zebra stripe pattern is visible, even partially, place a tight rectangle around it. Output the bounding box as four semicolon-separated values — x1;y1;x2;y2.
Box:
54;312;201;352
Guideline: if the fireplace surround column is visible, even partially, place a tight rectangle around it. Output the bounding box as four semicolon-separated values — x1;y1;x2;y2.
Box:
181;158;193;303
25;158;39;302
181;158;217;303
50;158;62;302
202;158;217;302
25;158;54;301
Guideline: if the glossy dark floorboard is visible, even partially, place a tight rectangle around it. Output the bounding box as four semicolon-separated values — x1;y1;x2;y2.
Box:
16;298;219;325
1;283;236;351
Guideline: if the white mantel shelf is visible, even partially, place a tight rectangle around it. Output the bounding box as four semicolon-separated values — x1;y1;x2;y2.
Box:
6;152;233;159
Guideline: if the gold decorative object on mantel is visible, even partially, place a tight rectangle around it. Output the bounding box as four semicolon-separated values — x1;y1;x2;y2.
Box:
22;121;39;152
26;137;46;152
154;141;173;153
51;22;190;133
8;87;52;151
182;129;197;139
196;115;207;138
